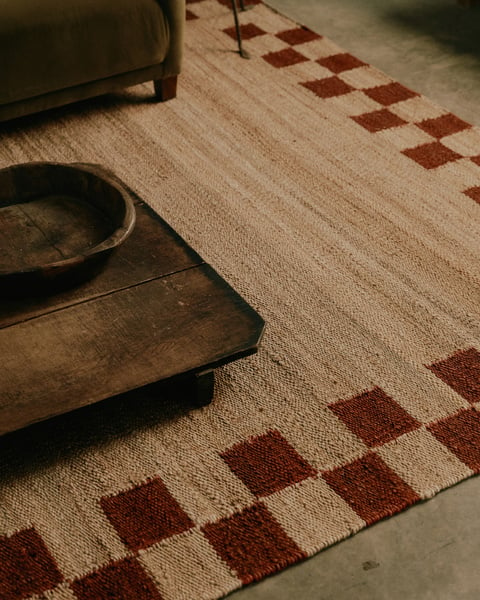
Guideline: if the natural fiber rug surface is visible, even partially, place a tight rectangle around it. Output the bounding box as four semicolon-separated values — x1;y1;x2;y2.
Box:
2;1;480;598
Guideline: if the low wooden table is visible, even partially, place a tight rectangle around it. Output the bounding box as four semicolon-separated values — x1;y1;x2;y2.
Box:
0;197;264;436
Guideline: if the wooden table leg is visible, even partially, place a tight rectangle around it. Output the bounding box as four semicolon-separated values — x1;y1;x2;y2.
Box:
145;369;214;408
191;370;215;407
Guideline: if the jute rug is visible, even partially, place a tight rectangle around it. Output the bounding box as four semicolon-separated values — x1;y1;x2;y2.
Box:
2;1;480;598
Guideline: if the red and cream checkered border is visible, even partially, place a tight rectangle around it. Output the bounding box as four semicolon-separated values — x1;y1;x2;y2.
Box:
2;345;480;598
211;0;480;200
3;2;480;599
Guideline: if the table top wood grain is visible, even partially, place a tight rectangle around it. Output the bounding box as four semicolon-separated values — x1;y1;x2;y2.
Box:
0;199;264;436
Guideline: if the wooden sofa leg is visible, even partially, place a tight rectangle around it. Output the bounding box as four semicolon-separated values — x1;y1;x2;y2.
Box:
153;76;177;101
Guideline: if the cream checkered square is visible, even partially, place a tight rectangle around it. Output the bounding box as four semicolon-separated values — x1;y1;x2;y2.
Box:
246;33;286;56
378;369;469;425
278;408;369;473
376;123;434;151
264;476;364;554
441;127;480;156
389;96;448;123
339;66;393;91
326;89;379;116
251;34;290;56
159;452;257;526
433;157;480;189
140;529;239;600
332;90;383;117
136;429;257;525
291;39;328;61
377;427;473;496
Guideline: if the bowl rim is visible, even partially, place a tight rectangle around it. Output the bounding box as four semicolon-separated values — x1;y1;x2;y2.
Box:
0;161;137;276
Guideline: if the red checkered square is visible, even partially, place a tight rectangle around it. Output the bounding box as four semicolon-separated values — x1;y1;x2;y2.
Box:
428;408;480;472
351;109;407;133
464;187;480;204
101;478;194;552
416;114;471;139
323;453;420;525
402;141;462;169
71;558;162;600
427;348;480;403
224;23;266;40
275;27;321;46
329;387;420;447
263;48;309;68
202;503;306;585
0;528;63;600
363;82;418;106
221;429;317;497
317;53;366;74
301;76;354;99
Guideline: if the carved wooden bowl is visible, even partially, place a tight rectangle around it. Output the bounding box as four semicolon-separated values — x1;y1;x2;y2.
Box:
0;162;136;296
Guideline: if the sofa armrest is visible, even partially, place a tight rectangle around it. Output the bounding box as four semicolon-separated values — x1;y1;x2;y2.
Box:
158;0;186;77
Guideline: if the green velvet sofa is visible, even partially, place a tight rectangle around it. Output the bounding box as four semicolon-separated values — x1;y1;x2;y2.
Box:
0;0;185;122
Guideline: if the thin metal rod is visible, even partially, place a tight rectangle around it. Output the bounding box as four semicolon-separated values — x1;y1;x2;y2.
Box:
229;0;250;58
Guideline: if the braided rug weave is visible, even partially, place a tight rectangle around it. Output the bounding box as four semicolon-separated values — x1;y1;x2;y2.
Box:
1;1;480;598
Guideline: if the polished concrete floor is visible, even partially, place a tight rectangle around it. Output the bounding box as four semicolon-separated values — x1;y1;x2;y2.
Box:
231;1;480;599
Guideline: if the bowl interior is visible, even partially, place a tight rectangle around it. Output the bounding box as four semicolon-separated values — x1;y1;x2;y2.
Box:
0;162;136;276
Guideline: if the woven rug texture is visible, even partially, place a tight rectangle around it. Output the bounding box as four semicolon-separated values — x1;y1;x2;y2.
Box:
2;1;480;598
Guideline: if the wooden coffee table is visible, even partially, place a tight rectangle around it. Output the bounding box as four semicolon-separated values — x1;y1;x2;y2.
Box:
0;197;264;436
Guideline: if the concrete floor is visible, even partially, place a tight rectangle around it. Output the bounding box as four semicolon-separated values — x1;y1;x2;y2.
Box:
230;1;480;599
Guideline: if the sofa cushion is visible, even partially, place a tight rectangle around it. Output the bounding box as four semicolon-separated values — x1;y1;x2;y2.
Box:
0;0;170;105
